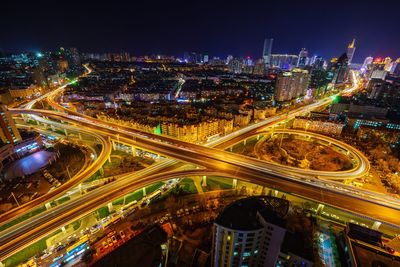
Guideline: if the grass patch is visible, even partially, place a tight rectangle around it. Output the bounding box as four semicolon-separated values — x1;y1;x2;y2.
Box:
57;196;71;205
112;198;124;206
179;178;197;194
3;238;46;267
0;206;47;232
71;220;81;231
84;170;103;183
97;206;110;219
206;177;232;190
124;190;143;204
54;129;66;135
145;182;165;195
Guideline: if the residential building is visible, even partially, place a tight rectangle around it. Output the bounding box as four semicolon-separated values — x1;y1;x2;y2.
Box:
0;104;21;144
212;196;289;267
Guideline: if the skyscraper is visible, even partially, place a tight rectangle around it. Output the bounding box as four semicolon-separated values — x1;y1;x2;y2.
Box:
212;196;289;267
347;39;356;64
262;38;273;66
362;56;374;70
332;53;349;84
297;48;309;68
0;105;21;144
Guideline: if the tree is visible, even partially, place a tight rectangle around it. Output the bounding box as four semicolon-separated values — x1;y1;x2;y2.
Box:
82;247;96;264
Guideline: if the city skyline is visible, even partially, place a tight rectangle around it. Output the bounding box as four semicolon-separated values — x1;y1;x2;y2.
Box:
1;0;400;61
0;1;400;266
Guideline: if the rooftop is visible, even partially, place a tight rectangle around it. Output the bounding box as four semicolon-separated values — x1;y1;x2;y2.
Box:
215;196;289;231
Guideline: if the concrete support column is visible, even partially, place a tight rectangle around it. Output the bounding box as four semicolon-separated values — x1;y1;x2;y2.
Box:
243;139;247;146
61;226;67;234
316;204;325;214
107;202;114;212
232;179;237;189
64;128;68;136
372;221;381;230
257;134;260;141
131;146;136;157
112;140;116;151
45;202;52;210
142;187;146;196
274;190;279;197
201;176;207;187
229;147;233;152
78;132;82;140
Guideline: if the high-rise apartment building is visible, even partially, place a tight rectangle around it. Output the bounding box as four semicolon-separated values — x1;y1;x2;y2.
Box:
0;105;21;144
212;196;289;267
297;48;309;68
275;69;310;101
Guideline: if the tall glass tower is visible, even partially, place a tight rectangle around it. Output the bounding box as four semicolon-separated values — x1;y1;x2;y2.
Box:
262;38;274;66
347;39;356;64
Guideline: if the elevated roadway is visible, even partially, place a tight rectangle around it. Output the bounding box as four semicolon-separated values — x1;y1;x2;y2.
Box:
9;108;400;224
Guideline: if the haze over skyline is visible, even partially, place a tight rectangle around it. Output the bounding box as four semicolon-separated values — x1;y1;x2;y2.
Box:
1;0;399;62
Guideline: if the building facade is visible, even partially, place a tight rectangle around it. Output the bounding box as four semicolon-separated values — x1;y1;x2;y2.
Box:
275;69;310;101
263;38;274;67
0;105;21;144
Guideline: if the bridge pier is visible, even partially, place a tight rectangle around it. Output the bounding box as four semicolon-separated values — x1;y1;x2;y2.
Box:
243;139;247;146
78;132;82;140
232;179;237;188
257;134;260;141
202;175;207;187
131;146;136;157
142;187;146;196
229;147;233;152
64;128;68;136
372;221;381;230
112;140;116;151
107;202;114;212
61;226;67;234
316;204;325;214
45;202;52;210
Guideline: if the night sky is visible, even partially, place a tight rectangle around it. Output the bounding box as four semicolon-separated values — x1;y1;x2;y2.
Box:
1;0;399;62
